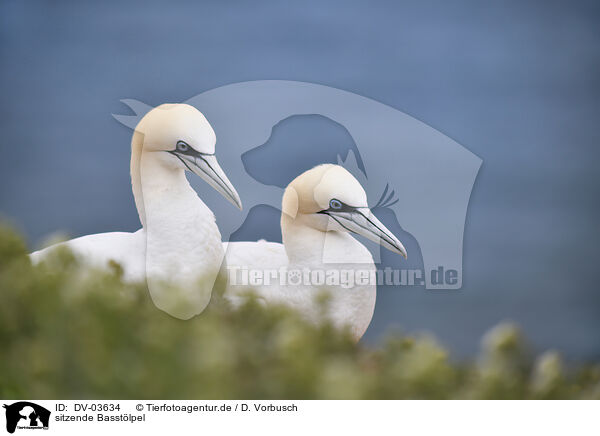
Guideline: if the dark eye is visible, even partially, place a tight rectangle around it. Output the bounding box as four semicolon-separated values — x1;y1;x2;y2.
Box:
329;199;342;210
176;141;189;152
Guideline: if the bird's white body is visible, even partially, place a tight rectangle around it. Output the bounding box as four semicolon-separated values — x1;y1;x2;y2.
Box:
224;235;376;340
223;164;406;341
30;230;146;281
30;104;241;319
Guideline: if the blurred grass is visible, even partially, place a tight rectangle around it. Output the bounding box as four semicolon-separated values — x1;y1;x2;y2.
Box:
0;223;598;399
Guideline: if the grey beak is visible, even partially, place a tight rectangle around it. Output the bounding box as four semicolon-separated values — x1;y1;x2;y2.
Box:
327;208;407;258
177;153;242;210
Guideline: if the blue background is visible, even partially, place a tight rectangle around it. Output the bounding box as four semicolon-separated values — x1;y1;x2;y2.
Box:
1;0;598;360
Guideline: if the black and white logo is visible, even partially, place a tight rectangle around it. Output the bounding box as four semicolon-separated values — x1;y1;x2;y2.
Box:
3;402;50;434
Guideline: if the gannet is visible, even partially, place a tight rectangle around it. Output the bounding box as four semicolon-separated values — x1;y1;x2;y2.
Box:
223;164;406;340
31;104;242;319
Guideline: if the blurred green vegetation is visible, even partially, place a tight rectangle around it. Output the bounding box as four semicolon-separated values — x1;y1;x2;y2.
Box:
0;224;598;399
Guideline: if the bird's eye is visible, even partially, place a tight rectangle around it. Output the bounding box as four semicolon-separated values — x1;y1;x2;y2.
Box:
176;141;189;152
329;199;343;210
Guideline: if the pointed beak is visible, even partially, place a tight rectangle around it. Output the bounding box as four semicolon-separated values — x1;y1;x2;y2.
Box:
328;208;407;258
180;153;242;210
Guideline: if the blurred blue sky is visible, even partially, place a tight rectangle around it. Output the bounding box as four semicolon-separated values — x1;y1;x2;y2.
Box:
0;0;599;360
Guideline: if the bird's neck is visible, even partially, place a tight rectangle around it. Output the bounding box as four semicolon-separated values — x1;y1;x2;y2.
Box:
281;214;376;341
132;143;224;319
137;149;222;262
281;215;373;267
130;132;215;234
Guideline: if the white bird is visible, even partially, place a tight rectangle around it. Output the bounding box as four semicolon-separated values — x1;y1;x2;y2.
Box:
31;104;242;319
223;164;406;340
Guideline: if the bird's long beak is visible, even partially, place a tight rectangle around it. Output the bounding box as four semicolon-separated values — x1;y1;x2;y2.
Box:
327;208;407;258
177;153;242;210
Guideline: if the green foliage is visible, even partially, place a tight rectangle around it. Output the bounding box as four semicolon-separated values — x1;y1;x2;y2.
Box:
0;224;598;399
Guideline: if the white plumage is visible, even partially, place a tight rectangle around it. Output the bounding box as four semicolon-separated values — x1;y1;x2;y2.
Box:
224;164;406;340
31;104;241;319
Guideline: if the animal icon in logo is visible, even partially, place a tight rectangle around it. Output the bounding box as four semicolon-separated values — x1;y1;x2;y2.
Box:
3;402;50;434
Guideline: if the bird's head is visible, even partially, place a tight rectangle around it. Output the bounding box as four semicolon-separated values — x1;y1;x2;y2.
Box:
134;103;242;209
282;164;407;258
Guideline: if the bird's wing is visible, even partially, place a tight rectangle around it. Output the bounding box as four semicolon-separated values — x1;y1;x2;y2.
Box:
223;240;287;270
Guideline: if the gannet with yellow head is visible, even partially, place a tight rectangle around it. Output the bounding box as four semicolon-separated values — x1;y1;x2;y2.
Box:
224;164;406;340
31;104;241;319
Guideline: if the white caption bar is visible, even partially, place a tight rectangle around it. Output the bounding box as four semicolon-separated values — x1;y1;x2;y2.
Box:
1;400;597;436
